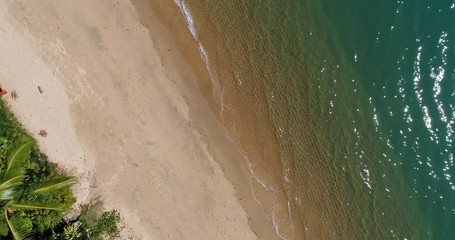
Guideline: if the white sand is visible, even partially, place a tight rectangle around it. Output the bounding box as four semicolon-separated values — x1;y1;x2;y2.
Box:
0;0;280;239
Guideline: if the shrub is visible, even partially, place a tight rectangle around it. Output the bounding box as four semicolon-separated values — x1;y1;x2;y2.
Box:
78;201;121;240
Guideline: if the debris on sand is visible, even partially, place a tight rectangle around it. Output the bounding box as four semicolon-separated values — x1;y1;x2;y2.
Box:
39;129;48;137
11;90;18;99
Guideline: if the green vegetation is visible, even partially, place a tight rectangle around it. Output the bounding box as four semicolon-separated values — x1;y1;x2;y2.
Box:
0;99;120;239
50;204;122;240
78;201;121;240
62;223;83;240
0;137;77;239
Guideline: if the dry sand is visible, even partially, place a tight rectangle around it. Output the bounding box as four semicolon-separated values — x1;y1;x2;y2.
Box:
0;0;280;239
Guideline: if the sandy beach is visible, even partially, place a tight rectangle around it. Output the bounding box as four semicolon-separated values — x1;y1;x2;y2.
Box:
0;0;280;239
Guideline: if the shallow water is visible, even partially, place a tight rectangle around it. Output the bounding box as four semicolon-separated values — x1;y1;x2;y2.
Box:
174;0;455;239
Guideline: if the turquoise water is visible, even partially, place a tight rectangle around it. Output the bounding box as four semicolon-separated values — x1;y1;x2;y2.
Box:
174;0;455;239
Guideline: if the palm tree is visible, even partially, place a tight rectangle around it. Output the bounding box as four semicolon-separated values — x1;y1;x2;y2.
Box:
0;137;76;240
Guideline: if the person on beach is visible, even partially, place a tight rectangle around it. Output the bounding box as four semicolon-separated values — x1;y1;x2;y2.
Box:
0;87;7;95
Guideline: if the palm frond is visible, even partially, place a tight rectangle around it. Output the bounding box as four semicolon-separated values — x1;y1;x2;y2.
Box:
63;223;83;240
33;177;77;194
0;189;14;202
3;137;35;181
0;175;24;201
0;212;9;237
10;202;67;211
12;186;73;212
4;209;31;240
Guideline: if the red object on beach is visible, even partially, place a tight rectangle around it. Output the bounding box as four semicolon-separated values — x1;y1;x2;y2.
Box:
0;88;7;95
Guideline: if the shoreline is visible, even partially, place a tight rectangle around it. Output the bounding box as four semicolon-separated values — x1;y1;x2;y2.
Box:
139;1;303;239
1;0;280;239
131;0;283;239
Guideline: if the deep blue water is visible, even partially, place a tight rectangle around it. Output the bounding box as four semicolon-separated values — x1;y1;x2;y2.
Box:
325;0;455;238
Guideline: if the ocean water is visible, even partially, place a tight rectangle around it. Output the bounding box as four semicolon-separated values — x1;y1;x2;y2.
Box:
173;0;455;239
